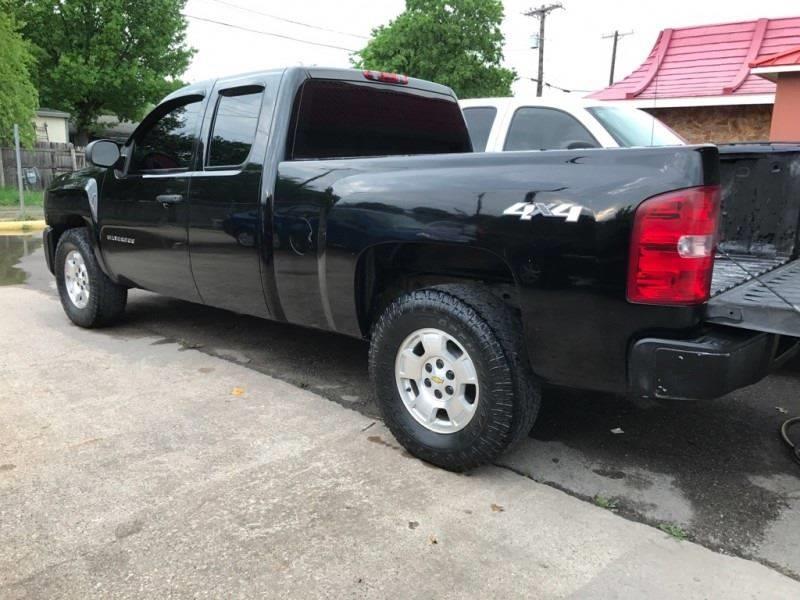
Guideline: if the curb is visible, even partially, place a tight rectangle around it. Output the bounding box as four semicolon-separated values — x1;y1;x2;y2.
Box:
0;220;46;233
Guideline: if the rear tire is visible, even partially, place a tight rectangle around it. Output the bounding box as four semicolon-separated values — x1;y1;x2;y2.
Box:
55;228;127;328
369;285;540;471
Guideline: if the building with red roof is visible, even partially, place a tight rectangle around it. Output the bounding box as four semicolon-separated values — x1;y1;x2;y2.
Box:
588;17;800;143
751;44;800;140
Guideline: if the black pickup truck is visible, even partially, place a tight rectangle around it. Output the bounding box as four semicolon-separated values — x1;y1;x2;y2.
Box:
43;67;800;470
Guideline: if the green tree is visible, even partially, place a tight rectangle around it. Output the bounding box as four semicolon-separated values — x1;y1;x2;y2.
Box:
0;12;38;146
354;0;515;99
14;0;194;145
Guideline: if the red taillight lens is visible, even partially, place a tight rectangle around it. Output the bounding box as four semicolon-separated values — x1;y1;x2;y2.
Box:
362;70;409;84
627;185;721;305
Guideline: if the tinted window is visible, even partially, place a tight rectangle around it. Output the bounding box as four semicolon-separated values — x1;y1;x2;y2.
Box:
289;80;471;160
504;107;598;151
462;107;497;152
207;88;264;167
130;98;202;172
586;106;684;147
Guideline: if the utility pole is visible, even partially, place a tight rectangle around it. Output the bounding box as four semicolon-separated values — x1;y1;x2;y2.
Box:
524;3;563;97
602;30;633;85
14;124;24;217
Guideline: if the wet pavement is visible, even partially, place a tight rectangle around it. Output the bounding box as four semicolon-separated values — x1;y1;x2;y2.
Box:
0;234;43;286
6;234;800;579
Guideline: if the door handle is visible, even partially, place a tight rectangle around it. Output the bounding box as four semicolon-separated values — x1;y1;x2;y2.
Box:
156;194;183;205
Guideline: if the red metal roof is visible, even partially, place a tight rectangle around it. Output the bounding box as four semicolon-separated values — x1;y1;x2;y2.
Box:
751;45;800;67
589;17;800;101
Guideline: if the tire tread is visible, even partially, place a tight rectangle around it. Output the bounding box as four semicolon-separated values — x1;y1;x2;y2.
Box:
55;228;127;328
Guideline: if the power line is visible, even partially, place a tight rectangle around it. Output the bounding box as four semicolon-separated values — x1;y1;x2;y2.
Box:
183;14;357;52
523;3;564;97
202;0;369;40
527;77;592;94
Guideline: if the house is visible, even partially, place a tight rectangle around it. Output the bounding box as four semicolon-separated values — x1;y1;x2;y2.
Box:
751;45;800;140
33;108;70;143
588;17;800;143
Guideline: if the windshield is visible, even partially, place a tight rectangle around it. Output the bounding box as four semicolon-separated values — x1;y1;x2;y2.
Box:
586;106;684;147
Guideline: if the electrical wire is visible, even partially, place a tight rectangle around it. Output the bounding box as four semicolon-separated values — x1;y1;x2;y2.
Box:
780;417;800;466
183;13;358;52
715;250;800;467
201;0;369;40
526;77;593;94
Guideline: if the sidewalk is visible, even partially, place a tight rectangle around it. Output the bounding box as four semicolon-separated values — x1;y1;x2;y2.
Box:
1;285;797;598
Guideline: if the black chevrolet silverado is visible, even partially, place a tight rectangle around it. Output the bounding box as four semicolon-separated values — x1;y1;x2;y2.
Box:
43;67;800;470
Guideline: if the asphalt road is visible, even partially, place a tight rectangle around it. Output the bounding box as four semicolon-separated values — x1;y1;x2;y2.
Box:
7;233;800;580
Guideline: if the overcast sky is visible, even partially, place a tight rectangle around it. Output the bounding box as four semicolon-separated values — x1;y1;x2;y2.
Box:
183;0;796;97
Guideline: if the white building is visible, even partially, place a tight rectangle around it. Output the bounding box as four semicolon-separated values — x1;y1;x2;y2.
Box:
33;108;71;144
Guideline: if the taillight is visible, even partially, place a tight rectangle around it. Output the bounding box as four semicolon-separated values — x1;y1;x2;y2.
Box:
627;185;720;305
362;70;409;84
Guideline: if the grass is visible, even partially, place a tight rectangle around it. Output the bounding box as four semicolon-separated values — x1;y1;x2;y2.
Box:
593;495;619;511
659;523;688;541
0;186;44;207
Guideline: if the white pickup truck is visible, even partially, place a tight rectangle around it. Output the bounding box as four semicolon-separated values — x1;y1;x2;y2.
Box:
459;97;684;152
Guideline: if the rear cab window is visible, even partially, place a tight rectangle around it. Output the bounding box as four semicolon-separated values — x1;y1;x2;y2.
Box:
504;107;598;151
462;107;497;152
287;79;471;160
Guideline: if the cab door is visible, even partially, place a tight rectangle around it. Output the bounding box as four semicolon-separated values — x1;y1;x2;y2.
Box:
99;95;205;301
188;74;279;317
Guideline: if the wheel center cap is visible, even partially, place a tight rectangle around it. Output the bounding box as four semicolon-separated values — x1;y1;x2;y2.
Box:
430;375;444;385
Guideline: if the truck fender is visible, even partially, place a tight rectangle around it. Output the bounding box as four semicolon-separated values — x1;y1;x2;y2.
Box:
44;172;115;281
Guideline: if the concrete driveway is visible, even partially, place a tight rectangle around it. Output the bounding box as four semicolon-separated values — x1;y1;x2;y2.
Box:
2;234;800;596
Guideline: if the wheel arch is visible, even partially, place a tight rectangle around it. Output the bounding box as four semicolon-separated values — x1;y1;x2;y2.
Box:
46;206;112;281
354;241;520;338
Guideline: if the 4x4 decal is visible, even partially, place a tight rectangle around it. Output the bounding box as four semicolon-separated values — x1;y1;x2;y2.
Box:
503;201;584;222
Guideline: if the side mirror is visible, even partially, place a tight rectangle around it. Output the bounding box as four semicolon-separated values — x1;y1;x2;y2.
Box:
85;139;121;168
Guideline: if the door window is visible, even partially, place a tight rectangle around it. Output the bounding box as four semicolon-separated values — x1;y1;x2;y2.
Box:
129;98;203;173
207;87;265;167
462;107;497;151
504;107;598;151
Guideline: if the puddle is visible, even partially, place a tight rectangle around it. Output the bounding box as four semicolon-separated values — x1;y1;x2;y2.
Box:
0;234;43;285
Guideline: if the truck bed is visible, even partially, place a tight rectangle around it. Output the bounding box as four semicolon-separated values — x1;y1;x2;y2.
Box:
711;255;788;296
705;144;800;337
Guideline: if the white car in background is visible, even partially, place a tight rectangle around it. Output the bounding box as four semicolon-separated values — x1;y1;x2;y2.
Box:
459;97;685;152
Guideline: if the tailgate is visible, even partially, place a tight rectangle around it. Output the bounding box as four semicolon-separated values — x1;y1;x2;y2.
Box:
706;143;800;337
707;258;800;336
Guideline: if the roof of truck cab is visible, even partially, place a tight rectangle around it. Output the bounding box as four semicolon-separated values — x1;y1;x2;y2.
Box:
303;67;456;96
160;67;455;105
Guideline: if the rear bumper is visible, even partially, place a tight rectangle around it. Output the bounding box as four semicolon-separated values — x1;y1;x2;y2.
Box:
628;327;798;400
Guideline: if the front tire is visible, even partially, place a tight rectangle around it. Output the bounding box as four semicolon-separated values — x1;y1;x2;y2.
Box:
369;285;540;471
55;228;127;328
